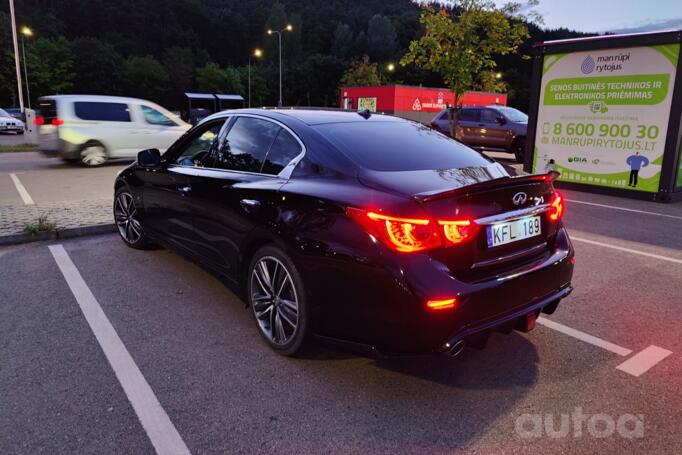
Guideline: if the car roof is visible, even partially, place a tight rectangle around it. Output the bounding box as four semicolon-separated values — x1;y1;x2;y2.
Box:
205;108;405;126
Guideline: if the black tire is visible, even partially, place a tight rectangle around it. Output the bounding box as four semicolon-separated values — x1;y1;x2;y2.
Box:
513;138;526;164
80;141;108;167
114;187;150;249
247;245;308;356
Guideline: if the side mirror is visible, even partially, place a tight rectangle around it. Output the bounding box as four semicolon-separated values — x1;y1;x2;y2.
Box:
138;148;162;168
496;116;507;125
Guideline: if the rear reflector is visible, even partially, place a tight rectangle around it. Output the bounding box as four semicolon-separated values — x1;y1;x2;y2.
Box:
426;298;457;311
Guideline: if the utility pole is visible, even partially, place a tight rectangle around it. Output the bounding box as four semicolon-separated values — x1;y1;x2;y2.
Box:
9;0;25;112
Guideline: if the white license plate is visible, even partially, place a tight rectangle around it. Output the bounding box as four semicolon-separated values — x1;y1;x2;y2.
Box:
486;216;541;248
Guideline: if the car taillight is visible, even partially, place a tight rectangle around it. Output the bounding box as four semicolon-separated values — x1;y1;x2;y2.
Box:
347;208;476;253
438;220;476;246
51;117;64;126
33;115;44;125
548;191;564;221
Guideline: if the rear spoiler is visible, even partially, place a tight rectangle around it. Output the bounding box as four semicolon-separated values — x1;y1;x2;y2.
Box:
413;171;560;203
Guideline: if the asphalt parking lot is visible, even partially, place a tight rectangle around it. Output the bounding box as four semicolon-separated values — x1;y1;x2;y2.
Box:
1;153;681;454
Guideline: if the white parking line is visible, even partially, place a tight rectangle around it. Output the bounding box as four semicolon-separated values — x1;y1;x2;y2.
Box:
48;245;191;455
566;199;682;221
537;317;633;356
616;345;673;377
9;173;34;205
571;236;682;265
538;317;674;377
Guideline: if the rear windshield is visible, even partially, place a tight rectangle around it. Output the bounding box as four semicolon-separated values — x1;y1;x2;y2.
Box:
74;102;131;122
37;99;58;122
315;121;490;172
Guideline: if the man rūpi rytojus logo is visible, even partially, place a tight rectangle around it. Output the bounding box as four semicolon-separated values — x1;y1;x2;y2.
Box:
581;55;595;74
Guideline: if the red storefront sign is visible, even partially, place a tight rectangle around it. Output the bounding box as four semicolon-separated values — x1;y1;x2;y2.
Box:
340;85;507;112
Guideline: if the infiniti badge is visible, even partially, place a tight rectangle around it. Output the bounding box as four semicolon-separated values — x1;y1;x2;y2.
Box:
512;192;527;206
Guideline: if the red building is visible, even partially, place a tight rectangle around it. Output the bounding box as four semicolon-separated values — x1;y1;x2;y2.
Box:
339;85;507;124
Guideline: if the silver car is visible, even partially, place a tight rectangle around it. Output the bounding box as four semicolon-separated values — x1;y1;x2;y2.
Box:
0;108;25;134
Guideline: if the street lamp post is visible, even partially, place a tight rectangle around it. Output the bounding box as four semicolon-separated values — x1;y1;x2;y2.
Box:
20;26;33;110
248;48;262;108
267;24;293;108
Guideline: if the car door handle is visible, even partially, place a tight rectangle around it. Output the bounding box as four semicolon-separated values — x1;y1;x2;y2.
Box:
240;199;261;212
178;186;192;195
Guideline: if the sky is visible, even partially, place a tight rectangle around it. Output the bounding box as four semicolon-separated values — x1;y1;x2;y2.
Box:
494;0;682;33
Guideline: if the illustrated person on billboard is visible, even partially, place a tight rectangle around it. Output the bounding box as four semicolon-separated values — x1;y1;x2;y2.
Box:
626;152;649;187
544;158;556;173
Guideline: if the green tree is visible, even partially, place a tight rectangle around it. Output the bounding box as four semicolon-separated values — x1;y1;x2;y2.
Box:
401;2;532;134
196;63;243;95
71;37;125;95
0;12;19;106
340;55;381;87
366;14;398;61
163;46;196;108
124;55;170;102
163;46;195;93
26;37;74;99
332;23;355;58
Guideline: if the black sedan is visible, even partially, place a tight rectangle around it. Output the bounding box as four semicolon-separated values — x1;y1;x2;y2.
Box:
113;109;573;356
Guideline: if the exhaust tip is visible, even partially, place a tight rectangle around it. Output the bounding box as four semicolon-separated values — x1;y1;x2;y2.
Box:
445;339;465;357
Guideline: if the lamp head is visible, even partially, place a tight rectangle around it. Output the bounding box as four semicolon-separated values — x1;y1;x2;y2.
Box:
286;24;293;32
253;48;262;58
21;26;33;37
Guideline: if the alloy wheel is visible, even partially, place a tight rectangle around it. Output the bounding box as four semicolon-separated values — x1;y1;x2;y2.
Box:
114;191;143;244
81;145;107;166
250;256;299;346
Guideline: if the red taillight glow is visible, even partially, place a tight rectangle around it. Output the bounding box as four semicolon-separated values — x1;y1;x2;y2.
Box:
349;209;440;253
548;191;564;221
438;220;476;245
347;208;476;253
51;117;64;126
33;115;44;125
426;298;457;310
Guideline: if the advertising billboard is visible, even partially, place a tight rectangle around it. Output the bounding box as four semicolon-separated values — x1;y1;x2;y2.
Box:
532;44;679;193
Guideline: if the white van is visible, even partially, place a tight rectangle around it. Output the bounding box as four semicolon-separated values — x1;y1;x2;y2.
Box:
37;95;191;166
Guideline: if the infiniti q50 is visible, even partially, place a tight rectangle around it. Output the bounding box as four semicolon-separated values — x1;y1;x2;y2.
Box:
113;109;573;356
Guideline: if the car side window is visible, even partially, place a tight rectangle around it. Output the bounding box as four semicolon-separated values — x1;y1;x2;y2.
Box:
74;102;131;122
480;109;499;124
459;109;480;122
173;121;225;167
212;117;280;173
261;129;303;175
141;105;177;126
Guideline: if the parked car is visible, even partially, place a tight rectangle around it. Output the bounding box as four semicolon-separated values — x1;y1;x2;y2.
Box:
36;95;191;166
3;107;25;122
114;109;573;357
431;105;528;163
0;108;25;134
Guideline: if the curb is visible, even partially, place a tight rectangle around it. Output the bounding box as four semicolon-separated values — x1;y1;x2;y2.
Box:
0;223;116;246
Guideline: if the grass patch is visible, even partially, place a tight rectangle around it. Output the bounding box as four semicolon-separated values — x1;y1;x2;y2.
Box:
25;215;56;235
0;143;38;153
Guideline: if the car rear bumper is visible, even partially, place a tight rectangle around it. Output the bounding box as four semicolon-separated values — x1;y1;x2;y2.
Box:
304;224;574;355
